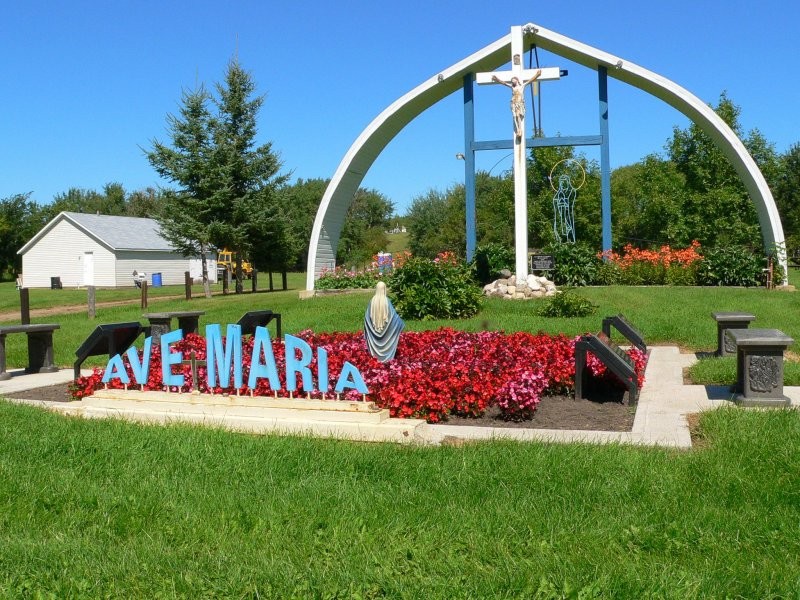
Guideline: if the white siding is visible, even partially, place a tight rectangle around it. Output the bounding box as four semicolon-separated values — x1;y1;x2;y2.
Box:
189;257;218;283
115;252;196;287
20;220;115;288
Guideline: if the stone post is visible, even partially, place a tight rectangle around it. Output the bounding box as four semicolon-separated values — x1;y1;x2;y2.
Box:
87;286;96;319
20;288;30;325
184;271;192;301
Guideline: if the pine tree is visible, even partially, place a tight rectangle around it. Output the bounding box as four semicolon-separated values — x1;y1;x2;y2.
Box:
211;59;288;293
146;86;218;297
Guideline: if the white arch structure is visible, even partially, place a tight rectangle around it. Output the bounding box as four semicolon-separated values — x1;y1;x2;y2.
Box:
306;23;787;291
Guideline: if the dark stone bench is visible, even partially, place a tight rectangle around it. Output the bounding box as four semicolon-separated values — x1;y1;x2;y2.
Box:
727;328;794;407
74;322;143;379
143;311;205;344
237;310;282;340
575;332;640;405
712;311;756;357
0;324;61;380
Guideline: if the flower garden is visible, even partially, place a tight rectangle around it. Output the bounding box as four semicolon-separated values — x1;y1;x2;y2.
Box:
72;329;647;423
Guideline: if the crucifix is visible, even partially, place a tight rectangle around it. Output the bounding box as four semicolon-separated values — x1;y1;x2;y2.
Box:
181;351;206;393
476;25;562;283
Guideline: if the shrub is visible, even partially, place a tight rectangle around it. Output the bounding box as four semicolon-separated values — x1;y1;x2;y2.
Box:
535;288;598;318
665;263;698;286
696;246;763;287
473;243;514;285
391;252;482;320
316;266;388;290
546;242;601;286
594;260;622;285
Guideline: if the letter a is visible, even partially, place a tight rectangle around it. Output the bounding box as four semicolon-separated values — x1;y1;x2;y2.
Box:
102;354;130;385
248;326;281;391
334;361;369;394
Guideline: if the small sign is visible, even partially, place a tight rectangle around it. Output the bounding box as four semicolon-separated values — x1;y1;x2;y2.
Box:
529;253;555;271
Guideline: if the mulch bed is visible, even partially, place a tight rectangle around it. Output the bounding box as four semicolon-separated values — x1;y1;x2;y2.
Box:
6;384;636;432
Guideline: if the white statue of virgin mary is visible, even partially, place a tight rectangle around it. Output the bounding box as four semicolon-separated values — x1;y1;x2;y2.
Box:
364;281;404;362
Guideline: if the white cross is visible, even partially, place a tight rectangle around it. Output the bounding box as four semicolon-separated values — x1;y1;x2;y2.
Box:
477;25;561;283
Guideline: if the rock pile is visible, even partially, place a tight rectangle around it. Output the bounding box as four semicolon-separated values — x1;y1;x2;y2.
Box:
483;270;557;300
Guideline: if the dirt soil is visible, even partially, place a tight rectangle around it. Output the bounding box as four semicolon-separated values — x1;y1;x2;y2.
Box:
7;384;636;431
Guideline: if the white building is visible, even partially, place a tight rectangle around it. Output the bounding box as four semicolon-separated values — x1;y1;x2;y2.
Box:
17;212;217;288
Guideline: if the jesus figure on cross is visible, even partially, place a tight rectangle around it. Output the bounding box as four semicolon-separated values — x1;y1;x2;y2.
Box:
492;69;541;139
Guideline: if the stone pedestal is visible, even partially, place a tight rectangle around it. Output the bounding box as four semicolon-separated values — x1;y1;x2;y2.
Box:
727;328;794;407
712;311;756;356
143;311;205;344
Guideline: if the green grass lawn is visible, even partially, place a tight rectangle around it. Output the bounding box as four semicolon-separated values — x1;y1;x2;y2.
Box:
385;231;410;254
0;401;798;597
2;276;800;595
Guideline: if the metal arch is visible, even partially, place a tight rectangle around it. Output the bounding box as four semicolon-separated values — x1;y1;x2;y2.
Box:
305;23;787;290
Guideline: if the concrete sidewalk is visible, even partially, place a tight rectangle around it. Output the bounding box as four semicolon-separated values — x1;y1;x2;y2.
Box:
1;347;797;448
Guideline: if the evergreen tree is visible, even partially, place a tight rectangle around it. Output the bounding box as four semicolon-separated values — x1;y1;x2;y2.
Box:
146;86;218;297
211;59;288;293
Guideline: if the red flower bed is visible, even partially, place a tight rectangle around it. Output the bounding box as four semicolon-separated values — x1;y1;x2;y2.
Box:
71;329;647;423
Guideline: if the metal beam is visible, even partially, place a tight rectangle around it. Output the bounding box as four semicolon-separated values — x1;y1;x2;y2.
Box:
472;135;602;152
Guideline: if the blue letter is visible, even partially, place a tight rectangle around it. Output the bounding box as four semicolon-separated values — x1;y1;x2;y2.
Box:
161;329;184;388
285;334;314;392
247;326;281;390
205;324;243;388
334;362;369;395
317;347;329;393
102;354;129;384
126;336;152;385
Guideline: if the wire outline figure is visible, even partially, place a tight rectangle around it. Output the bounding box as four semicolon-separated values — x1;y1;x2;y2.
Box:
549;159;586;244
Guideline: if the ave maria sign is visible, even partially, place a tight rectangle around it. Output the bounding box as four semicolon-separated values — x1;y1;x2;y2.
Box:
102;324;369;395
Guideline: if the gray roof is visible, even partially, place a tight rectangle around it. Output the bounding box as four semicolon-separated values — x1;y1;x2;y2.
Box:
64;212;175;251
18;212;177;254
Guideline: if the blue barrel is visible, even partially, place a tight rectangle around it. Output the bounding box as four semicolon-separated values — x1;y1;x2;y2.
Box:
152;272;163;287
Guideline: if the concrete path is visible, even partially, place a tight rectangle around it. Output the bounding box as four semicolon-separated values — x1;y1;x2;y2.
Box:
1;347;797;448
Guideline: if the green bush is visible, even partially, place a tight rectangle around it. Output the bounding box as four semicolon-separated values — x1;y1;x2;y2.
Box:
696;246;763;287
391;254;482;320
621;261;666;285
594;261;622;285
665;263;698;286
535;288;598;318
545;242;601;286
473;243;514;285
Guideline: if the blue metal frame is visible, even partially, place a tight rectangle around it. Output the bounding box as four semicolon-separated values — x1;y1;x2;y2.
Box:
598;66;611;256
462;65;612;261
463;73;477;262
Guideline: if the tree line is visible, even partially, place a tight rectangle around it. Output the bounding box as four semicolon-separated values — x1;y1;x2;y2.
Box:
3;81;798;286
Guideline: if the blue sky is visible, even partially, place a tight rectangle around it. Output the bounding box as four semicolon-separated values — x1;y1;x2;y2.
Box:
2;0;798;215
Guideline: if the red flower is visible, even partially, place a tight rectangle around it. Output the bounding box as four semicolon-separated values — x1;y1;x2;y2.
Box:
70;329;647;424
